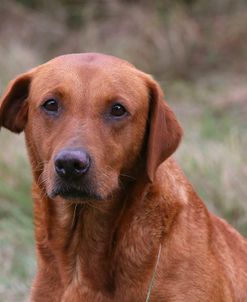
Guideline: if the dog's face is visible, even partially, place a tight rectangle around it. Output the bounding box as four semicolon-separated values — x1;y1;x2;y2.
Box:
0;53;182;202
26;54;150;201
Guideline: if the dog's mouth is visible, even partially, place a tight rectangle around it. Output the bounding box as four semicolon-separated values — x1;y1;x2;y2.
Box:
50;186;102;202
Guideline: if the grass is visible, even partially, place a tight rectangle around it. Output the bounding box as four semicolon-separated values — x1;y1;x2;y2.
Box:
0;131;35;302
171;75;247;234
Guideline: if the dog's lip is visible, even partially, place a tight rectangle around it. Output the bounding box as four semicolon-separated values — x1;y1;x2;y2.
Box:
50;187;102;201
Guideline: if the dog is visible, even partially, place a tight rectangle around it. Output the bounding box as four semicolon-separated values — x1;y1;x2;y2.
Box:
0;53;246;301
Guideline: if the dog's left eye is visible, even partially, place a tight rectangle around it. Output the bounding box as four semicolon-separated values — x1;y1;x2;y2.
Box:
110;103;127;117
42;99;59;113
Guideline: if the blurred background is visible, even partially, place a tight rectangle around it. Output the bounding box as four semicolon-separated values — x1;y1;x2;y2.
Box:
0;0;247;300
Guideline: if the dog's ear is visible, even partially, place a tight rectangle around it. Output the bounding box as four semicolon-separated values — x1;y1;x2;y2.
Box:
145;77;183;182
0;72;32;133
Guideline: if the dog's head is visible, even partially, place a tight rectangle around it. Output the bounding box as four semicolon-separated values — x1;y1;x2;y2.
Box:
0;53;182;202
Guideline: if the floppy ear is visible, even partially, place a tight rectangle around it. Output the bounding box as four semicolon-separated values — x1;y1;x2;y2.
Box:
0;73;32;133
145;78;183;182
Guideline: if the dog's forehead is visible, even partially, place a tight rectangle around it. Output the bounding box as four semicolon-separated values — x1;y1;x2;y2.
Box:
35;53;138;83
31;53;148;101
34;53;143;87
50;53;135;68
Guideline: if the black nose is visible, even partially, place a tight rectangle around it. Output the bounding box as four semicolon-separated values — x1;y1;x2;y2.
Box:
54;149;91;180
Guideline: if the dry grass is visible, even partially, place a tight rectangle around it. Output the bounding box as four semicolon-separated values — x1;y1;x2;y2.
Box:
171;75;247;233
0;0;246;300
0;131;34;302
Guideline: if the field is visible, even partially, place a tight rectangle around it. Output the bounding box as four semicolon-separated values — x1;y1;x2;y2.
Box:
0;1;247;301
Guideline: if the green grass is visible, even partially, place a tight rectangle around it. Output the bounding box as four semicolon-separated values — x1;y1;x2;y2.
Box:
0;131;35;302
171;76;247;235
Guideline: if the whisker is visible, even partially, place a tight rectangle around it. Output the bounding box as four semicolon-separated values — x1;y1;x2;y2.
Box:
71;204;78;228
120;173;136;181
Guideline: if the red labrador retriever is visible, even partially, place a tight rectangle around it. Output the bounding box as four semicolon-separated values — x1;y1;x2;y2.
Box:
0;53;247;301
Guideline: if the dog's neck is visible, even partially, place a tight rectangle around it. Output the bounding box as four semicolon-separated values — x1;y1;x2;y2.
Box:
32;163;183;297
32;177;164;292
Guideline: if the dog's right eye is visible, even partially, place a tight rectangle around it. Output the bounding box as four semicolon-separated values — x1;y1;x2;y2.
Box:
42;99;59;114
